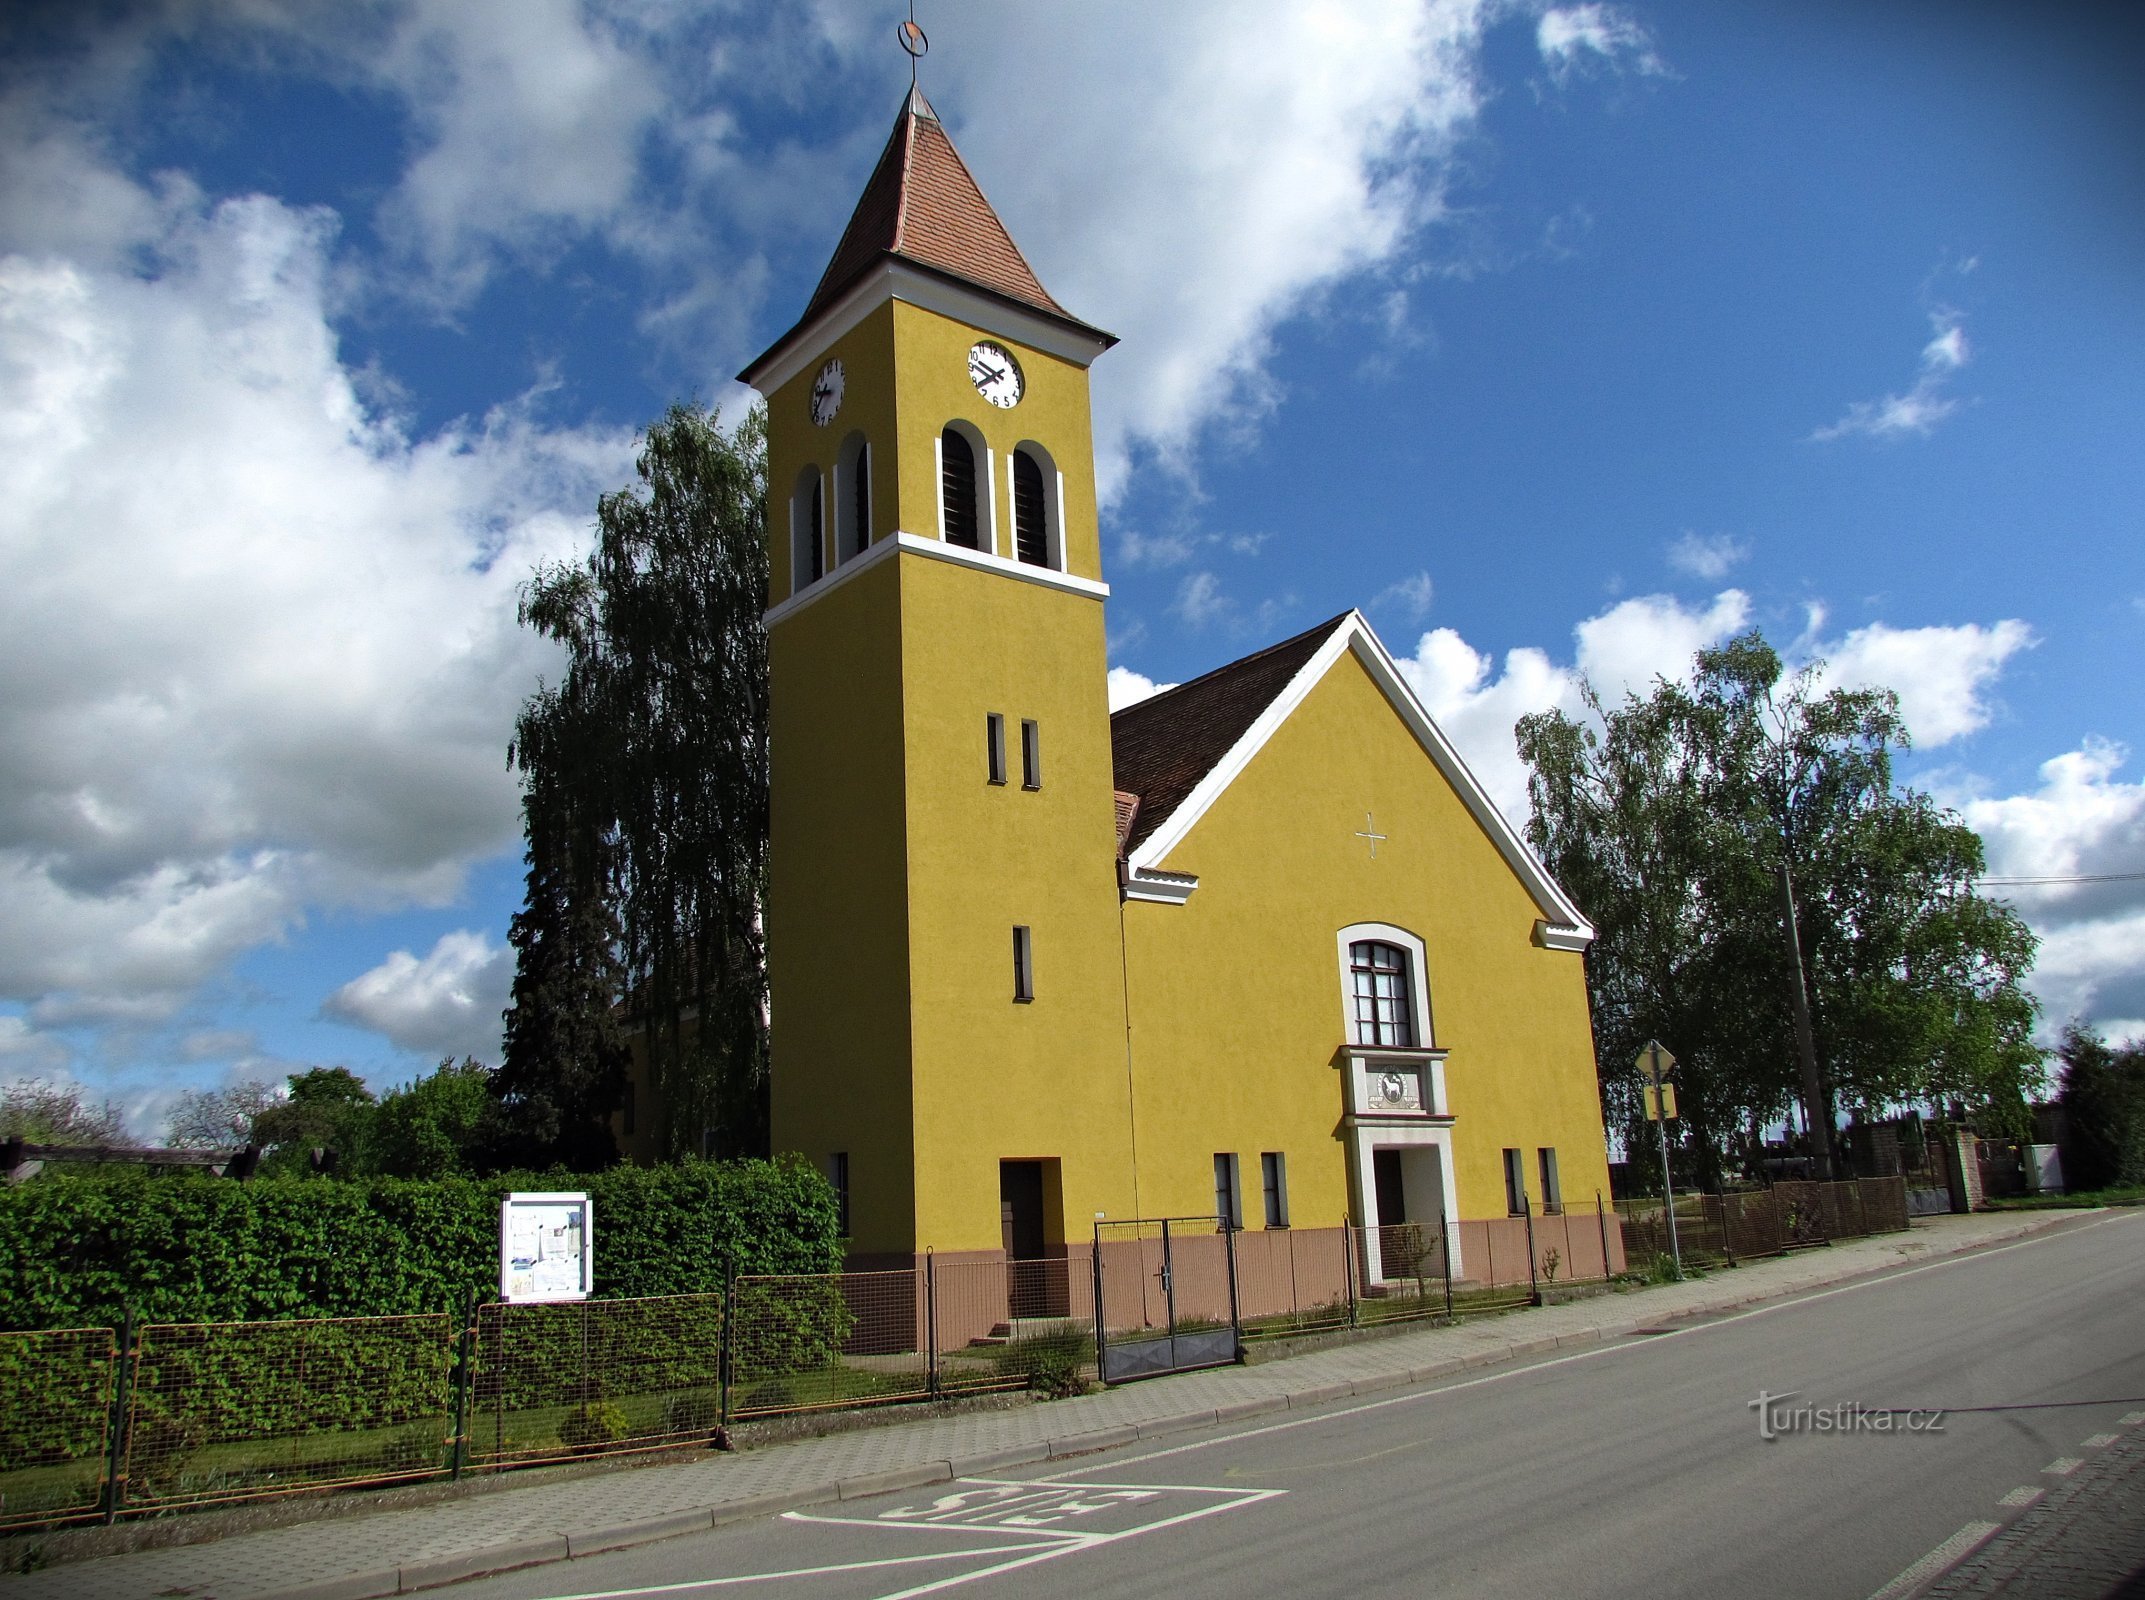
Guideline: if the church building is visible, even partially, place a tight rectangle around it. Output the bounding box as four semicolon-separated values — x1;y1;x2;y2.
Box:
734;88;1617;1293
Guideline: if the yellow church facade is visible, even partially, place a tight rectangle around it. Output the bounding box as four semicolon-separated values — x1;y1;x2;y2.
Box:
736;89;1619;1294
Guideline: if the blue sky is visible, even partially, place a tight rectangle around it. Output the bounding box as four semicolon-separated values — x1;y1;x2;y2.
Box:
2;1;2140;1133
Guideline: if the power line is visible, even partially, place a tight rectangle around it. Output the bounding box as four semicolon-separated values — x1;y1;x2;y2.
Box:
1977;871;2145;887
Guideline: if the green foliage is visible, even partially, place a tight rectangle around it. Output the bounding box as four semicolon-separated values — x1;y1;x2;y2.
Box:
1;1079;125;1146
1518;630;2042;1179
2057;1025;2145;1191
253;1068;379;1175
990;1329;1094;1398
0;1155;841;1332
558;1401;629;1453
369;1058;494;1178
507;400;772;1164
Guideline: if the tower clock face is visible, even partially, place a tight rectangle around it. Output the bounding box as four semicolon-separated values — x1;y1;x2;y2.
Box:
967;341;1024;408
809;358;845;427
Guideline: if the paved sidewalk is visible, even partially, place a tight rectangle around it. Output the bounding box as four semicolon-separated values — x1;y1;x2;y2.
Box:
1919;1417;2145;1598
0;1209;2092;1600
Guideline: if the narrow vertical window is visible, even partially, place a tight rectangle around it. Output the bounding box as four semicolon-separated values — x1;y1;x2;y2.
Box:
941;427;979;549
1503;1148;1528;1216
1538;1148;1562;1214
808;474;824;582
1020;719;1040;790
1214;1153;1242;1230
851;441;871;557
828;1152;851;1237
986;713;1007;785
1012;925;1033;1002
1012;448;1047;566
1261;1152;1289;1228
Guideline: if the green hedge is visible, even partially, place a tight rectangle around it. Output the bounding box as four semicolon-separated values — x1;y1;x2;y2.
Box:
0;1157;842;1332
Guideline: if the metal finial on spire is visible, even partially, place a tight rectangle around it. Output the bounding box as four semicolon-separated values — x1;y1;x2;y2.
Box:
898;4;928;90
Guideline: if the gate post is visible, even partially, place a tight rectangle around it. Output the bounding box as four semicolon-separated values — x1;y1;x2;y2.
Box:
718;1268;735;1427
924;1251;939;1400
1439;1209;1453;1319
1720;1189;1736;1267
1343;1220;1358;1328
1524;1194;1540;1304
1596;1194;1611;1280
1224;1221;1243;1361
1159;1219;1176;1367
1090;1221;1109;1384
102;1308;135;1524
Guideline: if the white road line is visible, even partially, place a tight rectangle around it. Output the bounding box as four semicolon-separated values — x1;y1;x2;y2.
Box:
1044;1212;2138;1480
2044;1457;2085;1475
2121;1410;2145;1426
1864;1521;2000;1600
863;1490;1288;1600
506;1544;1048;1600
1997;1486;2043;1508
2081;1432;2120;1448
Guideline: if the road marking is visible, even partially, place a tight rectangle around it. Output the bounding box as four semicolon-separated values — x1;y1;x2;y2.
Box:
2121;1410;2145;1426
1864;1521;2000;1600
854;1485;1287;1600
2081;1432;2120;1448
2043;1457;2084;1475
1043;1212;2141;1480
502;1544;1047;1600
1997;1486;2043;1508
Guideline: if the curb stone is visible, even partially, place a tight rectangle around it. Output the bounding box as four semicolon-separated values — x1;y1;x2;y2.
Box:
400;1537;568;1594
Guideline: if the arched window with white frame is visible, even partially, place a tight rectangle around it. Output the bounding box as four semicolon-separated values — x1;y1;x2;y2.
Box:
1009;441;1063;570
834;432;872;563
1336;923;1432;1049
790;464;826;594
938;421;990;552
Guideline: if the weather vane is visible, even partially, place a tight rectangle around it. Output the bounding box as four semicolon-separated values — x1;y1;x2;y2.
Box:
898;3;928;89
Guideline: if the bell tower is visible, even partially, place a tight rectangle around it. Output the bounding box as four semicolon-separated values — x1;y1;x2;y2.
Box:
740;89;1135;1267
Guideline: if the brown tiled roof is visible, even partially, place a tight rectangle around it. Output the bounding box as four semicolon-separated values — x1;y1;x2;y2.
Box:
804;89;1070;324
1112;791;1141;857
1110;615;1350;858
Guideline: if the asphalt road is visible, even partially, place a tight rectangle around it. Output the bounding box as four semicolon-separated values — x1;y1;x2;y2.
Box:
451;1211;2145;1600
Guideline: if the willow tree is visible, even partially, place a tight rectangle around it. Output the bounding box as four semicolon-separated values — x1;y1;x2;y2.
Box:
502;401;771;1164
1519;631;2041;1182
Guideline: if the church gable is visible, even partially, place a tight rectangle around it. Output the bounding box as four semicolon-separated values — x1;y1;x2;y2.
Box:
1111;611;1593;946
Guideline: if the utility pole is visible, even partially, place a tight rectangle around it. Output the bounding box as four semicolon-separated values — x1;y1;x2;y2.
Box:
1777;860;1835;1179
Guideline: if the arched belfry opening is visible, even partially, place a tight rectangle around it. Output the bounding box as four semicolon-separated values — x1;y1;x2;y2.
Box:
940;423;986;551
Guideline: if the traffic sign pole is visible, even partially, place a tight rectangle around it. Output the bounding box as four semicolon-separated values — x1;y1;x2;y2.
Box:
1645;1040;1683;1278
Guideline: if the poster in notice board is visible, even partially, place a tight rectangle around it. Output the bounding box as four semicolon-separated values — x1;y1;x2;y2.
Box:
499;1191;593;1302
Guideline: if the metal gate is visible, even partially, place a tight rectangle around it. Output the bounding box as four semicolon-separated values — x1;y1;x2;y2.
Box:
1091;1217;1241;1384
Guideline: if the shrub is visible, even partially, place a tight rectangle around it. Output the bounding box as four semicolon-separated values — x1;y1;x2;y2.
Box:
991;1329;1093;1399
0;1155;841;1332
558;1401;628;1454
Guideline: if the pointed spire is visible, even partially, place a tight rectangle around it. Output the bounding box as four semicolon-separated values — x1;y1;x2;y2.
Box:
802;89;1071;324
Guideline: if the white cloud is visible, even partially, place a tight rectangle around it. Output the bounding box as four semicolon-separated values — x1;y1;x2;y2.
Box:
0;175;633;1042
1107;667;1177;713
1812;308;1972;442
1813;618;2034;746
324;929;513;1061
1372;570;1435;621
1389;588;1750;817
1666;530;1749;580
1536;5;1667;83
1173;571;1233;629
927;1;1498;499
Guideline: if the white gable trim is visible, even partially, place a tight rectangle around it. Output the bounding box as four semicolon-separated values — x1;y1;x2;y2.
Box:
1123;611;1595;944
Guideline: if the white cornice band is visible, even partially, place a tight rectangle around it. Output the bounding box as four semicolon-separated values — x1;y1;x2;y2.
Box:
763;530;1108;630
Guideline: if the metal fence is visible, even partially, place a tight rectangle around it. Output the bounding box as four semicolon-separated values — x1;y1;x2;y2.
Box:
1236;1201;1626;1343
0;1327;116;1531
3;1182;1921;1533
122;1313;457;1513
1616;1176;1910;1270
